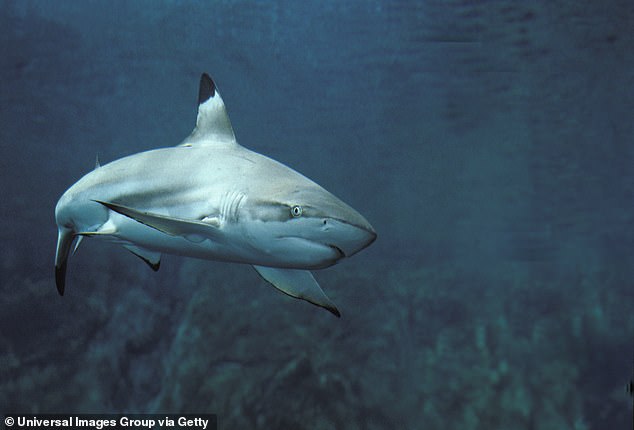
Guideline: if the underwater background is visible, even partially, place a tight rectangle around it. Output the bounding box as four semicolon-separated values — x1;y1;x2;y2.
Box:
1;0;633;428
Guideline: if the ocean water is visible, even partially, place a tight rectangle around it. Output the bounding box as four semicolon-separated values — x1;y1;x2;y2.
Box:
1;0;633;428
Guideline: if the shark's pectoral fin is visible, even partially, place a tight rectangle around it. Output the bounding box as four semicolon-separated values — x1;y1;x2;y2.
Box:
124;245;161;271
94;200;222;243
253;266;341;317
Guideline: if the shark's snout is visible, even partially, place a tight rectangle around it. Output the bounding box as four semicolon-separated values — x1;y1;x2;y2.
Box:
326;218;377;259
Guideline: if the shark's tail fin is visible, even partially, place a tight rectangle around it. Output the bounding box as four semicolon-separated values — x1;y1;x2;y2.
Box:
55;227;74;296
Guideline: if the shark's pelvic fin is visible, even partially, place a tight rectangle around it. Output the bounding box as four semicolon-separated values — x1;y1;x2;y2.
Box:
179;73;237;147
94;200;222;243
124;245;161;271
253;266;341;317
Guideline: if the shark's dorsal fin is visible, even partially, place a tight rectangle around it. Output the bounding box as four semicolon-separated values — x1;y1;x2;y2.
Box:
179;73;237;148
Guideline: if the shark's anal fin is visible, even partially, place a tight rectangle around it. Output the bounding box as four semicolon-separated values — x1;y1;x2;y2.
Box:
72;235;84;255
253;266;341;317
94;200;222;243
124;245;161;271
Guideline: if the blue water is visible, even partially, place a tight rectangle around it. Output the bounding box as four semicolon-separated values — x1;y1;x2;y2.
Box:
1;1;633;428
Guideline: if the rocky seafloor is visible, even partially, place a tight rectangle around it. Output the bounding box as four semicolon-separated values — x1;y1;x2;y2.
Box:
1;247;631;429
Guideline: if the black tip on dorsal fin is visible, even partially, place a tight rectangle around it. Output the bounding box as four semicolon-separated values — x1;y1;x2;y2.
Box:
198;73;216;105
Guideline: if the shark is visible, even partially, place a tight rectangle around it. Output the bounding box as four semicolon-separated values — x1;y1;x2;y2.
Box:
54;73;376;317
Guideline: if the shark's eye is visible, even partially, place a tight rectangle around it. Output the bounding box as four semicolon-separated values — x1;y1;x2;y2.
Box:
291;205;303;217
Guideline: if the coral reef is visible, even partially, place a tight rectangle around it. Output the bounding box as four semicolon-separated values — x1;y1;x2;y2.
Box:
5;254;628;429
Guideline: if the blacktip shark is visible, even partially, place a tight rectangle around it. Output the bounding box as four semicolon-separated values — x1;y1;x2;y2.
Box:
55;73;376;317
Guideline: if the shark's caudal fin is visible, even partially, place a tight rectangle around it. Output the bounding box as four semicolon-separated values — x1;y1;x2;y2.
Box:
179;73;237;147
55;227;75;296
253;266;341;317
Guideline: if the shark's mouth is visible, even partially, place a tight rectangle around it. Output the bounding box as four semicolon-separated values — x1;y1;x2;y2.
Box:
328;244;346;259
275;236;345;265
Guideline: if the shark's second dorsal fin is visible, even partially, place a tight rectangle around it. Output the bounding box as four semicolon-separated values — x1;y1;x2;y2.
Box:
179;73;237;148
